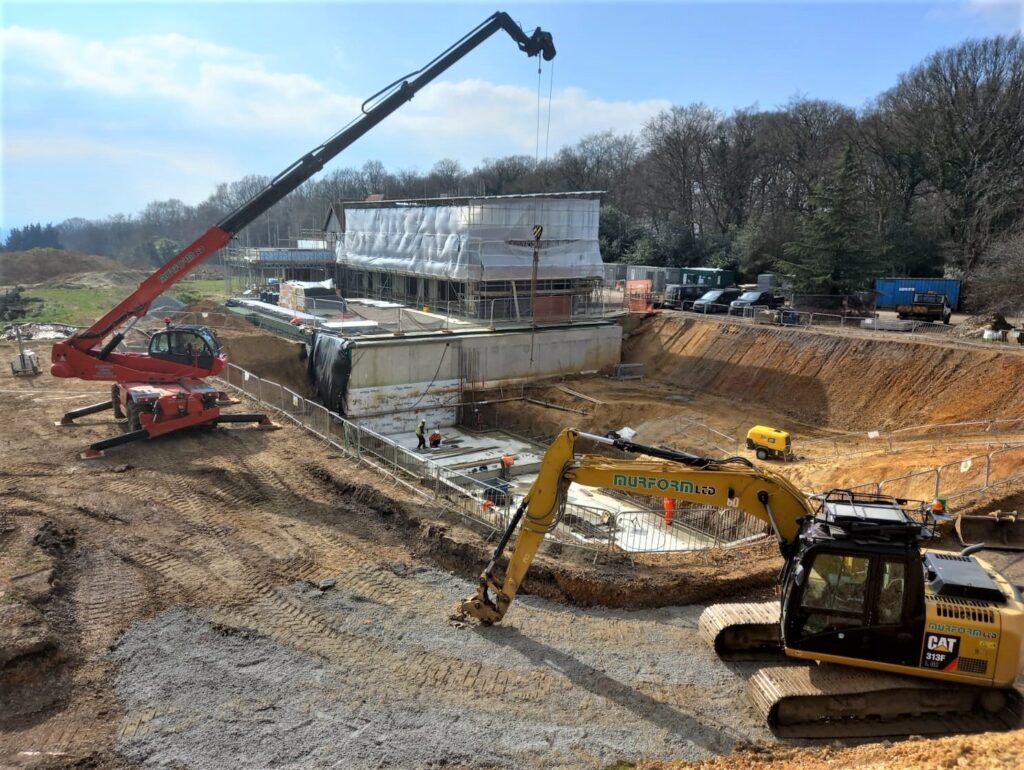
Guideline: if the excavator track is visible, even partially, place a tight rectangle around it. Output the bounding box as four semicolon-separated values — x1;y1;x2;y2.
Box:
698;601;782;658
749;664;1024;738
702;604;1024;737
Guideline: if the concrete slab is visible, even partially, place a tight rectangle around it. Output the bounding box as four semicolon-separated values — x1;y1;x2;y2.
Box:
382;425;716;553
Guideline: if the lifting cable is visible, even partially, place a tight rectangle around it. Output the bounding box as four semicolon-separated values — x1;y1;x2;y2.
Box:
529;53;555;364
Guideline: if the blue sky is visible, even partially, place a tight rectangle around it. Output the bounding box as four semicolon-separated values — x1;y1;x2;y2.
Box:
2;1;1021;233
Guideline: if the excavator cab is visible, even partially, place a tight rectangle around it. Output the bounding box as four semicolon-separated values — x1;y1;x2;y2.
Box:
781;491;930;668
148;325;222;373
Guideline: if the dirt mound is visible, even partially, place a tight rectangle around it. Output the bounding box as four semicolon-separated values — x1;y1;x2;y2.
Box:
627;316;1024;431
952;312;1016;339
218;328;312;396
182;300;260;332
0;248;125;285
639;730;1022;770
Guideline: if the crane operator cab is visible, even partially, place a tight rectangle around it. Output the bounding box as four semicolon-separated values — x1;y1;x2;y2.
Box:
148;324;222;373
781;491;1020;690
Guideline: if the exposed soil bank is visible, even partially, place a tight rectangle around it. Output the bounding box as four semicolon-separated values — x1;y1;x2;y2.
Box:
416;519;779;610
0;249;124;285
626;316;1024;431
218;329;312;397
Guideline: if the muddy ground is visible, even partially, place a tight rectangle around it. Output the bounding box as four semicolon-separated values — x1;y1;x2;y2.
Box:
4;309;1024;769
0;344;789;769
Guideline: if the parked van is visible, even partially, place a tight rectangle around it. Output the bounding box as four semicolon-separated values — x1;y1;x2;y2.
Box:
691;288;743;314
730;290;786;312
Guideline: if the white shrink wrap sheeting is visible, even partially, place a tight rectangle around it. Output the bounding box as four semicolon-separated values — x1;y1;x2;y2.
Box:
338;197;603;281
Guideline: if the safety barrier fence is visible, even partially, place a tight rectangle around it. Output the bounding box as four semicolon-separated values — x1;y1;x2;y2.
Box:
604;293;1024;352
846;444;1024;504
293;292;622;330
217;362;770;557
798;418;1024;461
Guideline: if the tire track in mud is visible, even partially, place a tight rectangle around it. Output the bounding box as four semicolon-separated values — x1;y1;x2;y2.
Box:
74;550;151;649
96;449;579;720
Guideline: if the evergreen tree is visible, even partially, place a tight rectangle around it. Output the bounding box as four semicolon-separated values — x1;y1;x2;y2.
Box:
2;222;63;251
778;146;881;293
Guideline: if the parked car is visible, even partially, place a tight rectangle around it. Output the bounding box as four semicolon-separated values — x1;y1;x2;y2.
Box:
690;288;743;313
729;290;786;313
663;284;709;309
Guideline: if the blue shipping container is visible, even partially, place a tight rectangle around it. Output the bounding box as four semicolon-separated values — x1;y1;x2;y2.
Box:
874;278;961;310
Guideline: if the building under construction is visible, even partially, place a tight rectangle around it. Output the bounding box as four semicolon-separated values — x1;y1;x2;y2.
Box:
324;192;605;321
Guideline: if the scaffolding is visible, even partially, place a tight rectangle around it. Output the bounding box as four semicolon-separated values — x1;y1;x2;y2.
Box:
334;193;604;317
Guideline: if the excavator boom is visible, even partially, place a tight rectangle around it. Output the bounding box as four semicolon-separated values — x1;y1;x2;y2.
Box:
459;429;812;624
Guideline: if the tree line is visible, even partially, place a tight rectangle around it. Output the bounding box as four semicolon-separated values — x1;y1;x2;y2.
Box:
5;34;1021;298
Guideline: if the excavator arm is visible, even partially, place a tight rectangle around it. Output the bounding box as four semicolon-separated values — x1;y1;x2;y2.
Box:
52;11;556;381
459;429;814;624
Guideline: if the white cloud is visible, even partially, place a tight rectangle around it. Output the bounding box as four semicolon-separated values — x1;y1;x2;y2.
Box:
4;133;240;215
1;25;670;150
965;0;1023;30
1;26;363;133
392;80;668;148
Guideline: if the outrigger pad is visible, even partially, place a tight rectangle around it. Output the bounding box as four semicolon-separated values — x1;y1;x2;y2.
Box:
80;428;150;460
214;413;279;430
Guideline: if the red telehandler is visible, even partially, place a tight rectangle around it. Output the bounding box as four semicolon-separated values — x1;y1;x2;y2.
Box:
50;11;556;458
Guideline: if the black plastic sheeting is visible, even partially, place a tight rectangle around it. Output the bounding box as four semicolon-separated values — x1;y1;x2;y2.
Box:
306;333;353;415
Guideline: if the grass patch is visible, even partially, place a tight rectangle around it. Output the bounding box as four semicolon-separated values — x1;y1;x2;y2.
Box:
174;278;229;304
19;278;229;326
21;286;128;326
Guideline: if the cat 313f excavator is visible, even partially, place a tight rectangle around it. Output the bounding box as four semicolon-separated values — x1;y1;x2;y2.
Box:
49;11;555;459
459;429;1024;737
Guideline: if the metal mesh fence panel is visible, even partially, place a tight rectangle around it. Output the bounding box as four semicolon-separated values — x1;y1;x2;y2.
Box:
988;446;1024;488
937;454;989;499
879;470;939;501
281;388;308;418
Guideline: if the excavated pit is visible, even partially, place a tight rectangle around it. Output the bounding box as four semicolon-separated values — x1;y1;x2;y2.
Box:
627;315;1024;430
6;310;1024;769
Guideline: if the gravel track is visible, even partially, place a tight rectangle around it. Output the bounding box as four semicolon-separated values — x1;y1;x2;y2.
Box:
111;566;767;769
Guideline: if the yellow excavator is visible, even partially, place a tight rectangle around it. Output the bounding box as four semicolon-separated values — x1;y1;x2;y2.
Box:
458;429;1024;737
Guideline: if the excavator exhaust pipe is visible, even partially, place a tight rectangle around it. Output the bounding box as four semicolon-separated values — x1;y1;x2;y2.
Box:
956;511;1024;551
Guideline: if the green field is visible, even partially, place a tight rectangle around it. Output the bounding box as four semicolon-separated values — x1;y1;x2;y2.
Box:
19;278;230;327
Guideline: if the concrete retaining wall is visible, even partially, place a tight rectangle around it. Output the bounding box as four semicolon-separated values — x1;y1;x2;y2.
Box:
347;324;621;433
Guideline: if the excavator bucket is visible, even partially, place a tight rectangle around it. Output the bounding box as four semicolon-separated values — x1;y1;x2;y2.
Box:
955;511;1024;551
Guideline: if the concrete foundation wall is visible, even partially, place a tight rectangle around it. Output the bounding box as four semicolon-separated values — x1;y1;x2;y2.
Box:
347;380;458;435
346;324;621;433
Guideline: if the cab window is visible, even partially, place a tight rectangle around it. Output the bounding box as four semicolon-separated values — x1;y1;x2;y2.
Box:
877;560;905;625
151;334;170;354
799;553;870;634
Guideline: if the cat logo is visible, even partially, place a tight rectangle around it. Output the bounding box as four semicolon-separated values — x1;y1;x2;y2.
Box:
922;633;961;670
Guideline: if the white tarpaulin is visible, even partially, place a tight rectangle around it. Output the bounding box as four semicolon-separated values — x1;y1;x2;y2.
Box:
338;197;603;281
